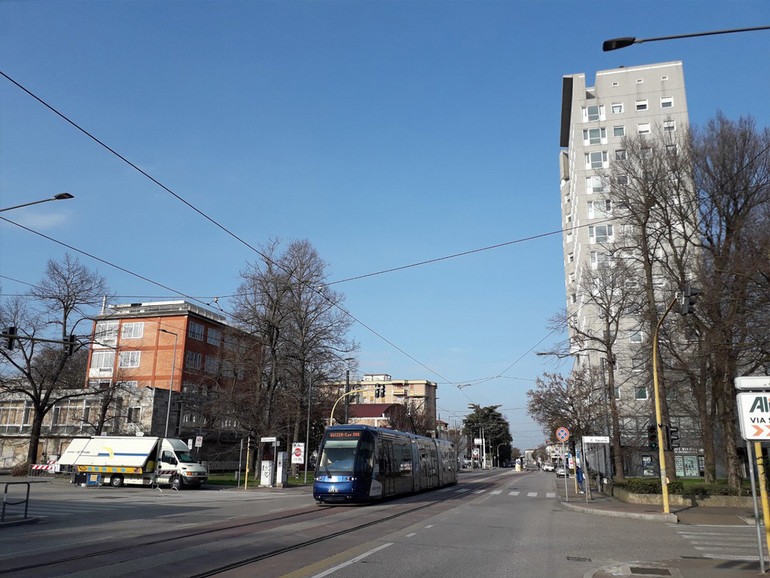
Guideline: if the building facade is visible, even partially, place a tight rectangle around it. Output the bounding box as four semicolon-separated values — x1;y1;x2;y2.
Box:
559;62;706;478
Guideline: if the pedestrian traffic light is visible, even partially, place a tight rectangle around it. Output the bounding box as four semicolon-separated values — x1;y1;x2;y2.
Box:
679;284;700;316
667;426;680;450
647;425;658;449
4;326;17;350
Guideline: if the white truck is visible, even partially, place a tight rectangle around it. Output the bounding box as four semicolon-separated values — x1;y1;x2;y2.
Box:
58;436;208;489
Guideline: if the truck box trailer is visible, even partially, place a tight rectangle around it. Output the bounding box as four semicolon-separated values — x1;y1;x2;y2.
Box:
58;436;208;489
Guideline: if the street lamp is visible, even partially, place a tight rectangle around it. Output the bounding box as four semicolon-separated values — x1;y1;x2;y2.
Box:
603;26;770;51
0;192;74;213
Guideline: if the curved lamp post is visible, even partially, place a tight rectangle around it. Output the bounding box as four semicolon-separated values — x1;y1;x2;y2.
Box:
1;192;73;213
604;26;770;51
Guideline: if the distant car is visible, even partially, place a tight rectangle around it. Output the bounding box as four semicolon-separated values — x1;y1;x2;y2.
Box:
541;463;554;472
555;466;569;478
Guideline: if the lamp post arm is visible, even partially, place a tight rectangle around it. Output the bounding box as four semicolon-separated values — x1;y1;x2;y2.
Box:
329;388;372;425
604;26;770;51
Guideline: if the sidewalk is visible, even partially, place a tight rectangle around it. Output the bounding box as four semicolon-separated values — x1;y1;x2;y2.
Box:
553;478;764;577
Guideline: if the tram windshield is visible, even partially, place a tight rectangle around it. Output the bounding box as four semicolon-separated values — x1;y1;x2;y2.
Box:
318;439;358;476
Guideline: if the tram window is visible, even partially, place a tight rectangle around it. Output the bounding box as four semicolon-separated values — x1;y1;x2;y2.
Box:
318;440;357;475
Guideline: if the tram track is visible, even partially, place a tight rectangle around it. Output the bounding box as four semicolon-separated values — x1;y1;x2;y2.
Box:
0;480;495;577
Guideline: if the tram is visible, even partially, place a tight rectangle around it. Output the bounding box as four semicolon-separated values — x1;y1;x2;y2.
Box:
313;424;458;504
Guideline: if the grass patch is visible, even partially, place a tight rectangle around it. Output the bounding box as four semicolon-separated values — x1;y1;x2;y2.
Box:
205;471;313;488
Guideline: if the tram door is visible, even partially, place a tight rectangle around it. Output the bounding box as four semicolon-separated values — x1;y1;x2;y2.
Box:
377;439;396;497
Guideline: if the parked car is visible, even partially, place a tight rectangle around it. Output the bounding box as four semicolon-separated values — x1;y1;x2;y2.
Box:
555;466;569;478
541;463;554;472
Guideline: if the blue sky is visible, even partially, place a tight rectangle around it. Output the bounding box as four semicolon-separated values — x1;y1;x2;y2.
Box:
1;1;768;448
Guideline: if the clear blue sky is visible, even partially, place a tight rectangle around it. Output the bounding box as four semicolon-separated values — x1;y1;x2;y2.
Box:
1;1;768;449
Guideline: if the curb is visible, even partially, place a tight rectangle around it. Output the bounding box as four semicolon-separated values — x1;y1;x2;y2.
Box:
560;498;679;523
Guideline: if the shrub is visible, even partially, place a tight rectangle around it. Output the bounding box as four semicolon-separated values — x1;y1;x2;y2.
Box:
11;461;29;477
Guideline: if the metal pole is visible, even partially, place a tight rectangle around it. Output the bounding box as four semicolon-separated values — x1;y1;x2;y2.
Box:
746;441;765;573
304;377;312;485
652;297;676;514
754;441;770;565
344;369;350;424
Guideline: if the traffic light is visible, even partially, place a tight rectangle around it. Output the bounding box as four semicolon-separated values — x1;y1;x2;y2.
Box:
667;426;680;450
647;425;658;450
679;284;700;316
4;326;17;350
374;384;386;398
380;384;386;398
66;334;76;356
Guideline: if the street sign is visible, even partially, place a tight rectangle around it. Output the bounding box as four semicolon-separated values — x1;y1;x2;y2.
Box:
261;436;277;443
737;392;770;440
583;436;610;444
556;427;570;442
195;435;203;448
735;376;770;391
291;443;304;464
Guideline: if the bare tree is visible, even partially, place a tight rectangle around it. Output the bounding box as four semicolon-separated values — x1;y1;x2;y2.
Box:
0;254;111;466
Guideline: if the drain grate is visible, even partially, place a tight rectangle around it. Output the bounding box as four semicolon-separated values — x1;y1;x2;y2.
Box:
629;567;671;576
566;556;591;562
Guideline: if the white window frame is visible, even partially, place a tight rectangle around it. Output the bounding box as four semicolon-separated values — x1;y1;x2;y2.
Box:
612;125;625;138
615;149;627;161
94;321;118;348
207;327;222;346
637;123;651;135
589;224;614;244
635;387;648;400
586;175;606;194
121;322;144;339
635;99;648;111
118;350;141;368
660;96;674;108
582;104;605;122
185;351;202;370
583;127;607;145
611;103;623;114
188;321;204;341
585;151;608;170
663;120;676;132
587;199;612;219
630;330;643;343
91;350;115;370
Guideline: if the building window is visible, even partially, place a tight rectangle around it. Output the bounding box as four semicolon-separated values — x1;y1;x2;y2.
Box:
585;151;608;169
207;327;222;346
615;149;627;160
666;144;678;156
127;407;142;424
614;387;620;400
121;322;144;339
586;175;606;194
587;199;612;218
611;103;623;114
660;96;674;108
661;75;669;81
616;174;629;185
637;123;651;135
629;330;642;343
583;105;604;122
635;387;648;400
590;251;611;269
589;224;613;243
635;99;648;111
205;356;219;374
636;78;644;84
632;357;645;371
94;321;118;347
568;252;574;263
663;120;676;132
118;350;141;368
583;127;607;145
185;351;202;370
613;125;625;137
188;321;204;341
91;350;115;370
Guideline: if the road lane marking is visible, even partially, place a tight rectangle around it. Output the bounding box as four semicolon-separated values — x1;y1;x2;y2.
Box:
312;543;393;577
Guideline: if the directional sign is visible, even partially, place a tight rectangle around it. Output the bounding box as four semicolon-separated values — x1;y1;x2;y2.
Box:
737;392;770;440
735;376;770;391
556;427;570;442
583;436;610;444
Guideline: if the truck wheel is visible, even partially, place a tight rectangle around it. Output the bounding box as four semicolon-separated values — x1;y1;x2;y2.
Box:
170;476;182;490
110;474;124;487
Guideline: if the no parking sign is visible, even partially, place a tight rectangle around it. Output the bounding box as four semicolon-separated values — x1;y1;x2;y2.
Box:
556;427;570;442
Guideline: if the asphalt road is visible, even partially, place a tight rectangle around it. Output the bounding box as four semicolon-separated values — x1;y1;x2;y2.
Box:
0;471;763;577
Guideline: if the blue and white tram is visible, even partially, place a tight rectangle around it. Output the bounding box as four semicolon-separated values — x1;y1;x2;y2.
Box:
313;425;458;504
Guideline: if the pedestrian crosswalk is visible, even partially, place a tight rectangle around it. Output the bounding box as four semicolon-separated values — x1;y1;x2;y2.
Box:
459;488;556;500
673;524;767;561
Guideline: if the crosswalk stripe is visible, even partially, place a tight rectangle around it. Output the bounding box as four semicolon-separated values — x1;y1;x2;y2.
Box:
509;491;520;496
